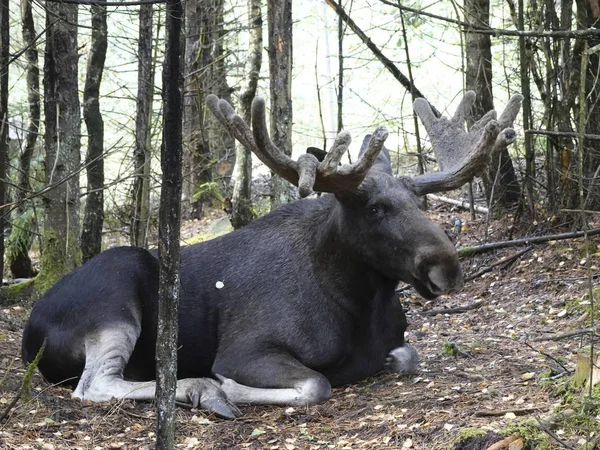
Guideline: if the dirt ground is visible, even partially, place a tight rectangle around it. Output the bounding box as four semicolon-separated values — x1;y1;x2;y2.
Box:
0;204;599;449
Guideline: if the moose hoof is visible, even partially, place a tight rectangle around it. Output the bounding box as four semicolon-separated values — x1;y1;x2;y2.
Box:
385;343;419;374
179;378;241;419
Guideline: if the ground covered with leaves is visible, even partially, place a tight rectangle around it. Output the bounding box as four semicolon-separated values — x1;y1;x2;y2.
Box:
1;204;599;449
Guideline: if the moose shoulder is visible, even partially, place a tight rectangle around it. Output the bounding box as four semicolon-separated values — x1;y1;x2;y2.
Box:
22;92;522;418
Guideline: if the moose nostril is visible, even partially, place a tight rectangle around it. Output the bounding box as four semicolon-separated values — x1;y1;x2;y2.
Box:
428;265;463;294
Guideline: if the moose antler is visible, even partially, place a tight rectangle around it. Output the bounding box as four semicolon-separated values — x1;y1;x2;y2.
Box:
206;94;389;197
411;91;523;196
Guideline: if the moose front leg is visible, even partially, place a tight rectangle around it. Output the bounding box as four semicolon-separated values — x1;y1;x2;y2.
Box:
213;351;332;406
384;343;419;374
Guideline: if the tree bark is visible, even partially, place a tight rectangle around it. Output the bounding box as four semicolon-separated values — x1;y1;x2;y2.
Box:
81;4;107;262
229;0;262;229
0;0;8;281
464;0;520;208
36;0;82;293
131;4;154;248
211;6;235;195
8;0;40;278
183;0;224;219
268;0;293;210
580;0;600;210
155;0;183;446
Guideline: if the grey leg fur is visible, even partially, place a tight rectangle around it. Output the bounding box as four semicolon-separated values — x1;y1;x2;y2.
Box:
72;327;240;418
217;374;331;406
385;343;419;374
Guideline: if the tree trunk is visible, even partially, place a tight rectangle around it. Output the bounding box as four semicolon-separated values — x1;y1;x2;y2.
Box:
268;0;293;210
464;0;520;208
36;1;82;293
131;4;154;248
580;0;600;210
155;0;183;446
0;0;9;281
81;5;107;262
229;0;262;229
183;0;225;219
8;0;39;278
211;7;235;195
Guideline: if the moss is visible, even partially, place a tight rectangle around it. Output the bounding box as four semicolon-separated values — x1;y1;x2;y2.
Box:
454;427;487;442
499;422;551;450
33;229;82;296
0;279;36;307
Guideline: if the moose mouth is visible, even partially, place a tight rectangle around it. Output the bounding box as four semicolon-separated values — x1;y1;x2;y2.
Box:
410;278;440;300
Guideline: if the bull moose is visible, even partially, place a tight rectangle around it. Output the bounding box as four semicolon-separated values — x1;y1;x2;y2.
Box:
22;91;522;418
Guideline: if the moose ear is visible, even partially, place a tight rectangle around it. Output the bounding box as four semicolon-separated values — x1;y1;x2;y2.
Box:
359;134;393;175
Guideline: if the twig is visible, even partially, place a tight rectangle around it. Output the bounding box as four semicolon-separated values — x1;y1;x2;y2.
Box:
534;416;575;449
473;407;540;417
522;341;571;374
464;246;533;282
458;227;600;256
427;194;489;214
0;391;22;423
418;300;485;316
533;327;600;342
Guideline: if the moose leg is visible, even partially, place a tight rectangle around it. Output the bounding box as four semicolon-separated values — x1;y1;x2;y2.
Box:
213;352;332;406
384;343;419;374
73;327;240;418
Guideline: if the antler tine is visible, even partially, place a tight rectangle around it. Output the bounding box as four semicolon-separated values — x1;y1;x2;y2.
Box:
450;90;476;127
206;94;256;151
319;131;352;175
338;126;388;176
250;97;302;184
411;91;522;196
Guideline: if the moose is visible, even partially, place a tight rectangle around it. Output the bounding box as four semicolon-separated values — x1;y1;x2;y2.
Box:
22;91;522;418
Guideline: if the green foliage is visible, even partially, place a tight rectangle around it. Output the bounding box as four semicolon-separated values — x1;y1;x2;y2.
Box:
193;181;223;204
443;341;458;356
5;209;35;268
499;421;551;450
20;342;45;402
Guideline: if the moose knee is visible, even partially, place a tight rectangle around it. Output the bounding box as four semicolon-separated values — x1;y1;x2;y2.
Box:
297;376;331;405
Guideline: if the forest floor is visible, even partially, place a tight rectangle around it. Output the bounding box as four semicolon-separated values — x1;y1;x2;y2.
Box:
0;202;599;450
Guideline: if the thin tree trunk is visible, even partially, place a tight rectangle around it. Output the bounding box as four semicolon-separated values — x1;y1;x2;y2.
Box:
81;4;107;262
518;0;536;216
36;1;82;293
229;0;262;229
580;0;600;210
0;0;9;281
155;0;183;446
337;11;343;134
211;6;235;195
268;0;293;210
132;4;154;248
465;0;520;208
183;0;224;219
9;0;39;278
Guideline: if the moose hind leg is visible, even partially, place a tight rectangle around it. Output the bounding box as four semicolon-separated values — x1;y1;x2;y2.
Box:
73;326;240;418
214;351;332;406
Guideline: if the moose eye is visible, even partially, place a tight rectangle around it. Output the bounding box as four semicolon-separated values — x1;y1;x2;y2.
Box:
368;206;379;216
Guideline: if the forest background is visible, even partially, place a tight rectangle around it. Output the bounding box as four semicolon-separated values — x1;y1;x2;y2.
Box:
0;0;599;297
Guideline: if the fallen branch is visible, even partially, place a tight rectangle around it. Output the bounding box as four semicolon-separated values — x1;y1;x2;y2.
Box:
465;246;533;282
534;416;575;449
522;341;571;374
533;327;600;342
484;433;521;450
427;194;489;214
473;407;540;417
458;227;600;256
419;300;485;316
